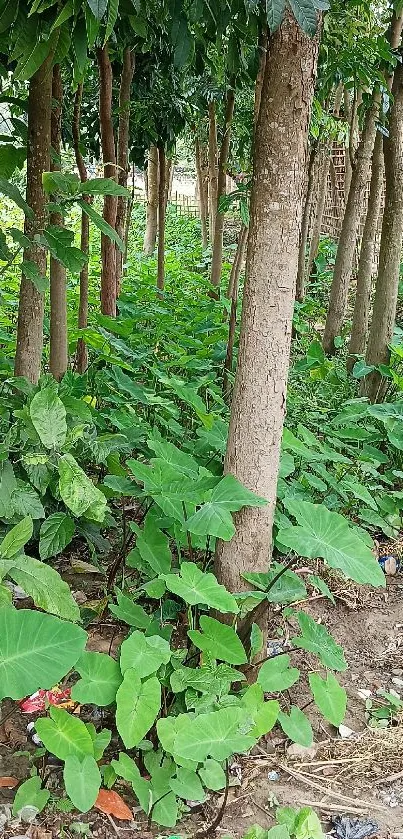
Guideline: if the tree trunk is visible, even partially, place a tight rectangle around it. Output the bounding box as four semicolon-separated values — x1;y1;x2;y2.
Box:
195;135;208;248
73;83;89;374
346;130;384;372
322;94;380;355
296;141;318;301
223;223;248;399
363;61;403;402
164;157;173;207
143;145;159;255
210;84;236;289
115;47;135;296
157;144;166;296
215;13;319;611
253;29;267;128
49;65;68;382
208;101;218;242
14;58;53;383
124;161;135;267
97;44;117;317
343;89;353;201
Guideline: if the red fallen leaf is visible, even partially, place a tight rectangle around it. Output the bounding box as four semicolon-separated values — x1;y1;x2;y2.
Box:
94;789;133;820
19;687;74;714
0;777;19;788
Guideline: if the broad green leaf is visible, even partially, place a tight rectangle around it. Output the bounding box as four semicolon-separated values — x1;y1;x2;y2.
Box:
309;672;347;726
59;454;107;522
51;0;74;30
308;574;335;604
64;754;101;812
188;615;247;665
0;144;26;178
174;707;255;762
36;706;94;761
120;631;171;677
294;807;324;839
257;654;300;692
210;474;267;511
0;516;32;558
279;501;385;587
43;171;81;195
30;386;67;449
86;724;112;761
81;178;129;197
170;662;244;695
12;484;45;520
12;775;50;817
136;515;172;574
7;555;80;621
185;502;235;540
0;609;86;700
112;753;150;812
288;0;319;35
0;177;33;217
116;669;161;748
78;199;124;252
72;651;123;706
87;0;108;19
243;566;307;604
170;767;205;802
39;513;75;560
198;759;226;791
292;612;347;671
278;706;313;747
109;591;151;629
0;584;12;606
250;622;264;661
15;36;53;81
242;684;279;737
42;225;87;274
341;477;378;510
267;827;291;839
21;259;48;293
105;0;119;41
163;562;238;613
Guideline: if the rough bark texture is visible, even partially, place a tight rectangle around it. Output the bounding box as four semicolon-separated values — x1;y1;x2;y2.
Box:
115;48;135;296
223;224;248;399
215;13;319;599
144;145;159;255
344;89;353;201
363;61;403;402
72;83;89;374
97;44;117;317
49;65;68;382
208;101;218;242
195;136;209;248
347;130;384;372
210;85;235;289
296;142;318;301
322;94;380;355
157;144;166;295
14;58;53;383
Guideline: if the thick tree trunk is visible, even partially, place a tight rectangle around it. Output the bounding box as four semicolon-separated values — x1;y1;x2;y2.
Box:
97;44;117;317
195;135;208;248
363;62;403;402
347;130;384;372
223;223;248;399
49;65;68;382
14;58;53;383
157;144;166;296
215;14;319;608
144;145;159;255
115;47;135;296
73;83;89;374
210;84;235;289
296;142;318;301
208;101;218;242
322;94;380;355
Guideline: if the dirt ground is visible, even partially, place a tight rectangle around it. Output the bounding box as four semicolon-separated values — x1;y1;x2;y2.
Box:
1;567;403;839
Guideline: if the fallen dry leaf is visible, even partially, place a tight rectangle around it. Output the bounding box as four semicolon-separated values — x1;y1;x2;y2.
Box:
0;776;18;788
95;788;133;820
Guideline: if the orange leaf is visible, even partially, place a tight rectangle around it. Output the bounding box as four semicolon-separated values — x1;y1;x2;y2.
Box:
0;777;18;788
94;788;133;820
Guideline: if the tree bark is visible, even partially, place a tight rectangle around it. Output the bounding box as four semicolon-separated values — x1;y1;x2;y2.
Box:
115;47;135;296
14;58;53;383
73;83;90;374
49;65;68;382
253;29;267;128
165;157;173;207
346;130;384;372
296;141;319;301
210;84;236;289
343;89;353;201
97;44;117;317
195;135;208;248
215;13;319;608
208;101;218;242
223;223;248;399
157;144;166;296
322;93;380;355
143;145;159;255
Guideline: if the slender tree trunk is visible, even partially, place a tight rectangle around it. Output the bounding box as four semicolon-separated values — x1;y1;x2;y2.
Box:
210;84;236;289
124;161;135;267
144;145;159;255
14;58;53;383
195;135;208;248
115;47;135;296
164;157;173;208
208;101;218;242
347;130;384;372
296;142;318;301
253;29;267;127
322;94;380;355
157;144;166;296
215;14;319;612
344;89;353;201
49;65;68;382
223;224;248;398
97;44;117;317
73;83;90;374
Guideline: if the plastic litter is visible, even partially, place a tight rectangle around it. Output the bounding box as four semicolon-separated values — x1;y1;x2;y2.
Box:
268;770;280;781
378;555;398;575
332;817;379;839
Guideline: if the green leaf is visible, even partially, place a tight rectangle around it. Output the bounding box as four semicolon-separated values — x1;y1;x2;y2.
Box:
12;775;50;817
242;684;279;738
0;144;26;178
209;474;267;511
257;654;300;692
87;0;108;19
21;260;48;293
292;612;347;671
78;199;124;252
109;591;151;629
120;630;171;677
243;566;307;604
36;707;94;761
87;725;112;761
250;622;264;661
185;502;235;540
279;501;385;587
174;707;255;762
288;0;319;34
59;454;107;522
0;516;32;558
172;16;193;67
294;807;324;839
136;515;172;574
64;754;101;812
341;477;378;510
188;615;247;665
116;669;161;748
15;36;53;81
39;513;75;560
30;386;67;449
72;651;123;706
112;752;150;812
105;0;119;41
0;609;86;700
42;225;87;274
198;759;226;791
309;672;347;726
11;484;45;520
163;562;238;613
266;0;285;30
43;171;81;196
7;554;80;621
308;574;335;604
170;767;205;802
0;177;33;217
51;0;74;31
0;584;12;606
81;178;129;197
278;706;313;747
